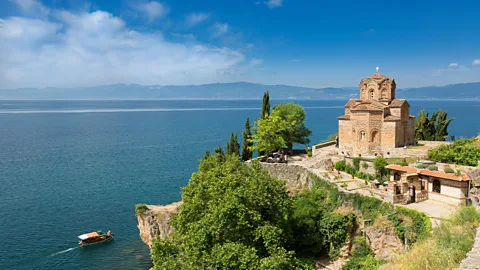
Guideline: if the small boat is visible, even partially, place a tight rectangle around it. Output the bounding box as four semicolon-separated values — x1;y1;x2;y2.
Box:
78;230;114;246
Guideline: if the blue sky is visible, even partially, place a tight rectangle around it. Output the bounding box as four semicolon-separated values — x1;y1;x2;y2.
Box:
1;0;479;89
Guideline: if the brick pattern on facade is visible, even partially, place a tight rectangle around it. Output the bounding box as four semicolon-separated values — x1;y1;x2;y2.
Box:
338;73;415;156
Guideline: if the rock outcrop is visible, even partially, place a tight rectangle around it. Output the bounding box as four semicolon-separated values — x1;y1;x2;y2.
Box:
136;202;182;248
365;218;404;260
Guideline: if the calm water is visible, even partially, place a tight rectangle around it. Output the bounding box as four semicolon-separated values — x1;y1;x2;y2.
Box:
0;99;479;270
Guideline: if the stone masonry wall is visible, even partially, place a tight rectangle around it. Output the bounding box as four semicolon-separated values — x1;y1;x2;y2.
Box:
259;163;311;189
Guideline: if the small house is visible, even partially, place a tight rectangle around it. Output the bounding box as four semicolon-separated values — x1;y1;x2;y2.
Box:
385;164;471;205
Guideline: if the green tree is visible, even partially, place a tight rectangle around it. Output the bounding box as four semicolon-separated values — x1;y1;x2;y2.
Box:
373;157;389;181
261;91;270;119
251;114;288;153
271;103;311;154
226;132;240;157
415;109;453;141
151;153;307;269
252;103;311;154
242;117;253;161
435;110;454;141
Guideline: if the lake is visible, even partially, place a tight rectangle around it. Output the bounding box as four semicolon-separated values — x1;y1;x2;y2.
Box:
0;99;479;269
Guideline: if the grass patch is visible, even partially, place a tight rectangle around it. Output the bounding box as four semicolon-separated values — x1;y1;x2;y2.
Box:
386;157;417;165
384;206;480;270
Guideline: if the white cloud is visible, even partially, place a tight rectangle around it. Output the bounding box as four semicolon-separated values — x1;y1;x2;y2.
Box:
473;59;480;66
171;33;196;39
250;58;263;66
10;0;50;17
0;11;245;88
185;12;209;27
265;0;283;8
448;63;458;69
211;22;229;36
134;1;169;22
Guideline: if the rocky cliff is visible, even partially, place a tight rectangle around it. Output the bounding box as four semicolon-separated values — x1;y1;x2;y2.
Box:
136;202;182;248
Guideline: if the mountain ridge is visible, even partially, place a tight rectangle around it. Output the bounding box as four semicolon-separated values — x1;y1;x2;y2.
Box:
0;81;479;100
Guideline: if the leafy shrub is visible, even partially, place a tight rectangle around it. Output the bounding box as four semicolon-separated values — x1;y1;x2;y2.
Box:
353;158;361;172
135;204;149;216
444;167;455;174
342;236;381;270
306;148;312;157
373;157;389;179
416;164;427;169
456;169;462;176
335;160;346;171
345;163;356;176
428;165;438;171
362;162;369;169
400;158;408;166
427;138;480;166
341;182;348;189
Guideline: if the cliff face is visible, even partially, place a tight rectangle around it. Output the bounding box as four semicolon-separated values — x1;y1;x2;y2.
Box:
136;202;182;248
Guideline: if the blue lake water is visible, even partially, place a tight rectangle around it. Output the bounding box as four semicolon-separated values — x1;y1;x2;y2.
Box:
0;99;479;269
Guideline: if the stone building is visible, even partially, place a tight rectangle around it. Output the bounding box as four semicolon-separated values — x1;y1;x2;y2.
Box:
385;164;471;205
338;71;415;156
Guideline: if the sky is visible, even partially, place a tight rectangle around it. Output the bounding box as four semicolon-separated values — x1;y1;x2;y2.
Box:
1;0;479;89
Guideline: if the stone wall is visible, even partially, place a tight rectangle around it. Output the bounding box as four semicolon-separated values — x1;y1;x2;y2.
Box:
312;141;336;156
136;202;182;248
259;163;312;189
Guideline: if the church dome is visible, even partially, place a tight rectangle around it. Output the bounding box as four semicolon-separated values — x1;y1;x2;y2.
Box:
370;73;387;80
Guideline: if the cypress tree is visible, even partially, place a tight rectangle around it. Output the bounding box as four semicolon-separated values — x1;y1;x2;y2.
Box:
226;132;240;157
261;91;270;119
242;117;253;161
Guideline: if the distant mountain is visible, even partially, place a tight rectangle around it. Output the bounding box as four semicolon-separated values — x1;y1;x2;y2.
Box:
0;82;479;100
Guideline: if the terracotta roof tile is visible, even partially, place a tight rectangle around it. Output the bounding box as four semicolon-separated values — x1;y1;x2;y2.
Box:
386;164;470;181
344;99;357;108
389;99;408;108
386;164;418;173
419;170;470;181
384;115;401;121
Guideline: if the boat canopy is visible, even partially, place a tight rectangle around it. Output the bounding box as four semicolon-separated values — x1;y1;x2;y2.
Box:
78;232;100;240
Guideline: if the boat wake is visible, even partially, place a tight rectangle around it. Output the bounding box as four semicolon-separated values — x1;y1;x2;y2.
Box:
49;247;78;257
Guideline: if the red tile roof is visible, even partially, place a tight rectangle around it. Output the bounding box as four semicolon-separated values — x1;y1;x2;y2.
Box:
386;164;471;182
386;164;417;173
419;170;470;181
344;99;357;108
389;99;408;108
384;115;401;121
338;115;351;120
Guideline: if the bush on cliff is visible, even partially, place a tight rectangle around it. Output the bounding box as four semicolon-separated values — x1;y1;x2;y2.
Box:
135;204;148;216
151;153;311;269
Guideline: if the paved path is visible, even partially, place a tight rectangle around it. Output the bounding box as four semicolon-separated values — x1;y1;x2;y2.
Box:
460;227;480;270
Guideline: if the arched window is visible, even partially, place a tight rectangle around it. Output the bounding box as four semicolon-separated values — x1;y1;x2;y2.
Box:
360;131;366;141
369;89;374;100
371;130;378;142
433;179;441;193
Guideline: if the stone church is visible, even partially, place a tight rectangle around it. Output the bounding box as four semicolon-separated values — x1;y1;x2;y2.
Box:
338;71;415;156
